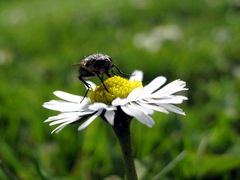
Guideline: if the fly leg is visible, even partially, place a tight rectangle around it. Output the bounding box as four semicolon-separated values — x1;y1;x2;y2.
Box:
78;75;91;103
80;88;89;103
96;73;109;92
110;70;116;76
105;71;113;77
112;65;130;77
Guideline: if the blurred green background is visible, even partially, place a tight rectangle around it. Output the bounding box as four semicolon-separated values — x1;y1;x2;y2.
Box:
0;0;240;179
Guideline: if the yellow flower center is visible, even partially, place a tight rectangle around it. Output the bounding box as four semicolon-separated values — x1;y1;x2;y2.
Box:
88;76;142;104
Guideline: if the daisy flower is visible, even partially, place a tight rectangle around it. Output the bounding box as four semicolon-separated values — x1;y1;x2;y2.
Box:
43;70;187;133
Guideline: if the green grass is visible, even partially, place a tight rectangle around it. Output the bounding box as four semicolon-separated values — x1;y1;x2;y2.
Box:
0;0;240;179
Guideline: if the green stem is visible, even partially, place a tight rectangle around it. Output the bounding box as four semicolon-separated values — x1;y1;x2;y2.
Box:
112;109;138;180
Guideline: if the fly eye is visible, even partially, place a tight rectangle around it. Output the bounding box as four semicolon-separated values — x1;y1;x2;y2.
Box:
85;61;92;67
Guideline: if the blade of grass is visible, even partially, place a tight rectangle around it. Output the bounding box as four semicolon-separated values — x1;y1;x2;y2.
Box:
152;150;186;180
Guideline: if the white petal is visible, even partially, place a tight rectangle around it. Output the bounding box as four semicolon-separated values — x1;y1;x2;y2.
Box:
121;104;155;127
43;100;87;112
53;91;85;103
86;81;96;90
129;70;143;81
44;111;94;123
78;110;102;131
105;106;117;111
146;95;188;104
129;102;154;115
51;116;80;134
104;110;115;125
142;76;166;95
88;103;108;111
159;104;185;115
44;112;81;122
153;80;187;97
112;97;128;106
52;126;65;134
49;116;80;126
127;87;143;101
138;102;170;114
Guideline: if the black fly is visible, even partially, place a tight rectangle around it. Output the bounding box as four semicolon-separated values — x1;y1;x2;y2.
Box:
77;53;126;102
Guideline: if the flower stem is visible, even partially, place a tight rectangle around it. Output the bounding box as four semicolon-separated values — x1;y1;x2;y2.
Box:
112;109;138;180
